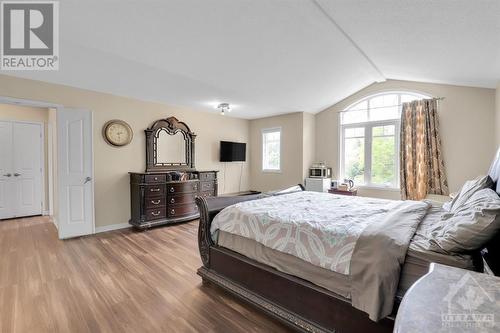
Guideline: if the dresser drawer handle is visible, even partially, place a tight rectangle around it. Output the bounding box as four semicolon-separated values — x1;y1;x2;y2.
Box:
169;187;175;193
150;188;160;192
170;209;175;215
151;199;161;205
193;185;198;191
151;211;161;216
154;177;159;181
170;198;175;204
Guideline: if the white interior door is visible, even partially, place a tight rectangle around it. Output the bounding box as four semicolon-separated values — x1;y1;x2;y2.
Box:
0;121;14;219
0;121;43;219
13;122;43;217
57;108;94;238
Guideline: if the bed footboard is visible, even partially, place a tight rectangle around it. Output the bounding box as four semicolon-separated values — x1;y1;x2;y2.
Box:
195;194;262;268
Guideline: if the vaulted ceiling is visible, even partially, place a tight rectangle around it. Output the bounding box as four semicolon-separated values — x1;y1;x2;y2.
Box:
7;0;500;119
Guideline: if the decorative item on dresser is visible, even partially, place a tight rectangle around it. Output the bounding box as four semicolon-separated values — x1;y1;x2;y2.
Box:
129;116;218;229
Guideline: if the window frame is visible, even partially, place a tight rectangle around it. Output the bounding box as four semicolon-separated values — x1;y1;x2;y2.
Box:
340;119;401;189
339;91;431;190
262;127;282;173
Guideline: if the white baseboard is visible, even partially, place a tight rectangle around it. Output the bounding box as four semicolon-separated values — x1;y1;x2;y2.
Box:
42;210;50;216
95;222;131;234
52;218;58;230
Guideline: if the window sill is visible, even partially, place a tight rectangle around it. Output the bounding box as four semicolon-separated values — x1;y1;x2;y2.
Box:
356;185;400;192
262;169;282;174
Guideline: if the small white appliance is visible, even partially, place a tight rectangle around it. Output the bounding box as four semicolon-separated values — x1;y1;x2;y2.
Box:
308;162;332;178
305;177;331;193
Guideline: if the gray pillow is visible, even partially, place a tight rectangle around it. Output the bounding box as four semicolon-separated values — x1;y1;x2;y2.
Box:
447;175;493;213
429;188;500;252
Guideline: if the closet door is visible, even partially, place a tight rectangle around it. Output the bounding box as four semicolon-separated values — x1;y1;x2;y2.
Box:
13;122;43;217
0;121;14;219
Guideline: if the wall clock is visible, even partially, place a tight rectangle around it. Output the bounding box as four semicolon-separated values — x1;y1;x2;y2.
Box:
102;120;133;147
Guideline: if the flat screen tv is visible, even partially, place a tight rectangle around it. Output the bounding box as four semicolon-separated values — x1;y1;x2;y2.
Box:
220;141;246;162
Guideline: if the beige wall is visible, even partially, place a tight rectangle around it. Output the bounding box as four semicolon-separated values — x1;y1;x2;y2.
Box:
316;79;496;199
250;112;304;191
0;75;250;228
0;104;50;212
249;112;316;192
302;112;316;180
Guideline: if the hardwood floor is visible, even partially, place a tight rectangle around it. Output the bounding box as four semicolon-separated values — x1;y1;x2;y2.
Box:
0;216;291;333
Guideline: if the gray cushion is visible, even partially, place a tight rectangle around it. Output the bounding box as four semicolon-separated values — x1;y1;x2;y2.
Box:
429;188;500;252
447;175;493;213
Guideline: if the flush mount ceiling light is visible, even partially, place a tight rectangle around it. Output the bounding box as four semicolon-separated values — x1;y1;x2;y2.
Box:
217;103;231;115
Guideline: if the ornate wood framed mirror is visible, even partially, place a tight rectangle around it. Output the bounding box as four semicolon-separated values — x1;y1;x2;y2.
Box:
145;116;196;172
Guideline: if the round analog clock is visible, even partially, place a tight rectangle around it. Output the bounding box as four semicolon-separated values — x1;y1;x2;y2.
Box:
102;120;133;147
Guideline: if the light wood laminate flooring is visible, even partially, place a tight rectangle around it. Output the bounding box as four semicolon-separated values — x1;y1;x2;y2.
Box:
0;216;290;333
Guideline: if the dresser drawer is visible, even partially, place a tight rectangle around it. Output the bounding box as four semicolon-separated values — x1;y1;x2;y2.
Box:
145;197;166;209
167;193;196;205
166;182;199;194
145;207;166;221
145;174;166;183
199;190;215;198
167;204;197;218
200;181;214;192
199;172;216;181
145;185;165;197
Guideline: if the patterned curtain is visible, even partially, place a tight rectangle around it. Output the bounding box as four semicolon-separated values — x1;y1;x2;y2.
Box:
400;99;448;200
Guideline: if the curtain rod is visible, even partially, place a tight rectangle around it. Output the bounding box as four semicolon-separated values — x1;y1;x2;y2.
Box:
338;97;445;113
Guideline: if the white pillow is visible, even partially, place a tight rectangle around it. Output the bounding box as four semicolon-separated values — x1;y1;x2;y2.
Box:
447;175;493;213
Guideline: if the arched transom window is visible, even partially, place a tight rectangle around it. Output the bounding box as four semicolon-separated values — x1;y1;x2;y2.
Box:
340;91;431;188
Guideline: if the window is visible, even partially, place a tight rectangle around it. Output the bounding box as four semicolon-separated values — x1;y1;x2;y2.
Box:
262;128;281;172
340;92;430;188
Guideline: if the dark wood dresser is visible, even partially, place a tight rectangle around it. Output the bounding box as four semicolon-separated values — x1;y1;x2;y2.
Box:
129;170;218;229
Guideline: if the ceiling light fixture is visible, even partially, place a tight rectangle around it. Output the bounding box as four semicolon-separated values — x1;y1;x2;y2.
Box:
217;103;230;115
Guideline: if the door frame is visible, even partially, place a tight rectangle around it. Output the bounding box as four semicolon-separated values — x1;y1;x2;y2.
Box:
0;119;45;216
47;121;54;217
0;96;95;237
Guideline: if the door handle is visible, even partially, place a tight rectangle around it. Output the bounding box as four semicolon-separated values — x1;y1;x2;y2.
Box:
13;173;20;177
84;176;92;184
2;173;11;177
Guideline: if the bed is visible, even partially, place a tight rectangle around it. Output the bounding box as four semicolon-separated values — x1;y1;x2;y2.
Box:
195;151;500;333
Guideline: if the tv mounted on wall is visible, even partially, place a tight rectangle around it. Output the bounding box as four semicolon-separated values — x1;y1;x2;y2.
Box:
220;141;246;162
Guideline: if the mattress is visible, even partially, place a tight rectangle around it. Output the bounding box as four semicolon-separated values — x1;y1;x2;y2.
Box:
216;204;476;301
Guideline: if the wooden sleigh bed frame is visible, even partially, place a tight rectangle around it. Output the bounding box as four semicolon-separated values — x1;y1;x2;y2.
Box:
195;192;394;333
195;149;500;333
